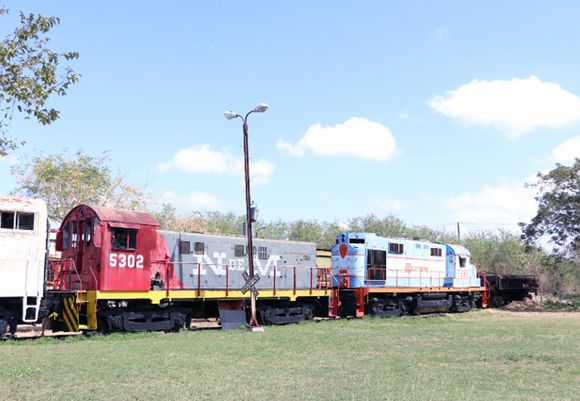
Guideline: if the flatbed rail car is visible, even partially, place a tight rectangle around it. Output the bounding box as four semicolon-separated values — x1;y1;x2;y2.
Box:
480;273;539;307
330;232;485;317
0;196;48;338
47;204;330;332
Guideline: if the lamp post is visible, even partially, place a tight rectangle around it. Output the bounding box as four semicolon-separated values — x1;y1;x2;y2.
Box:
224;103;269;328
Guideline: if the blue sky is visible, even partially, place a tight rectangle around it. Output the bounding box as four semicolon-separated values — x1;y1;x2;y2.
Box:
1;1;579;234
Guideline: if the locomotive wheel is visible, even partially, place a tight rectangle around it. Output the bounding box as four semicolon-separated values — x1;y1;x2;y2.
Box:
368;298;407;317
97;317;110;334
0;319;7;340
492;296;506;307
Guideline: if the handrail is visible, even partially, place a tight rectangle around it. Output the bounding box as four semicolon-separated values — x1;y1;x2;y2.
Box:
336;266;476;288
147;259;332;295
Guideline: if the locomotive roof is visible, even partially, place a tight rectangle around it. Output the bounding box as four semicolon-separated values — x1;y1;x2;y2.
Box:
92;206;159;226
0;195;46;211
66;205;159;227
159;230;316;246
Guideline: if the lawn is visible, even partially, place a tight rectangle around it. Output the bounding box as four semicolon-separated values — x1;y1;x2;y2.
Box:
0;310;578;401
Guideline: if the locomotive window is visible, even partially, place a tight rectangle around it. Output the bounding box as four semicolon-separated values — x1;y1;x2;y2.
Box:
234;245;245;257
388;243;404;255
303;254;311;261
367;249;387;281
0;211;15;229
459;257;466;267
258;246;268;260
17;212;35;230
430;248;442;257
85;219;92;245
111;228;137;250
63;223;70;249
129;230;137;249
349;238;365;244
194;242;205;255
71;222;78;247
179;240;191;254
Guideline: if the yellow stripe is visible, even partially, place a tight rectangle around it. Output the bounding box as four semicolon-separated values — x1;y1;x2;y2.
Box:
69;298;79;332
63;298;79;332
63;298;74;331
62;305;74;332
93;289;330;304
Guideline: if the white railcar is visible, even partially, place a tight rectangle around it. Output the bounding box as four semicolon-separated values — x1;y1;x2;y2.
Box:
0;196;48;337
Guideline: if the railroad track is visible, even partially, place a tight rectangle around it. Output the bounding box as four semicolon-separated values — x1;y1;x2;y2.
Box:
2;318;223;341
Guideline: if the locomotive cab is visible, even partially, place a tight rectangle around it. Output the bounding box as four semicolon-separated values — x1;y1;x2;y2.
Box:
0;196;47;338
53;205;168;292
444;245;481;288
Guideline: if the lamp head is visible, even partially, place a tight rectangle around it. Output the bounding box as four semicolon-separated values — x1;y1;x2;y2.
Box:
252;103;269;113
224;111;239;120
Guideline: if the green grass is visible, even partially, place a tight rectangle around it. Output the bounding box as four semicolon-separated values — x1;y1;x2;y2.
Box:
1;311;578;401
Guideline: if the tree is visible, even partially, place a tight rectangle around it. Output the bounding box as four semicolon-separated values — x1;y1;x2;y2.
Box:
348;214;407;237
255;220;289;240
1;7;79;155
11;150;148;222
153;204;207;233
288;220;342;249
521;158;580;261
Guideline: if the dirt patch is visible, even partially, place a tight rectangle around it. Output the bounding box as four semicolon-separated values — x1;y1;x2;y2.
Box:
496;293;578;312
488;308;580;319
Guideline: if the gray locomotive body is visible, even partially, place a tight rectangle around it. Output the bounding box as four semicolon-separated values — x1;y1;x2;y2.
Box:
161;231;317;291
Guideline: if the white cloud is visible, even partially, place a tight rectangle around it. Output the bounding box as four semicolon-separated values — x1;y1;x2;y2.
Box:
277;117;397;161
231;158;275;186
428;76;580;138
158;144;275;185
550;135;580;164
157;144;230;174
441;183;538;230
161;190;224;210
186;192;224;210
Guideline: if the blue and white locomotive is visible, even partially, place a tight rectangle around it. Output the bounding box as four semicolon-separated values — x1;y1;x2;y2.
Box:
330;232;484;317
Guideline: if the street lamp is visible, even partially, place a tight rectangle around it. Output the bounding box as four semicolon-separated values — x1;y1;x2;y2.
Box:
224;103;269;329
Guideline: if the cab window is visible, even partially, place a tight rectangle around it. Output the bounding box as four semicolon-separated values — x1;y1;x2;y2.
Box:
85;219;92;245
17;212;35;230
71;222;78;247
63;222;70;249
111;228;137;250
0;210;14;229
0;211;35;230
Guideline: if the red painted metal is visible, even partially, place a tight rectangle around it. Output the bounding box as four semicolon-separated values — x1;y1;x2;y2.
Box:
338;244;348;258
88;206;158;227
293;266;296;296
479;271;490;308
55;204;184;292
47;258;77;290
329;287;340;317
355;288;367;317
225;264;229;297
